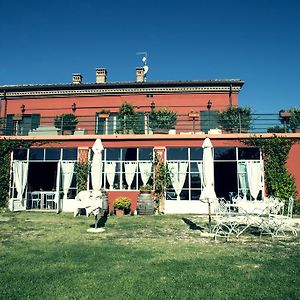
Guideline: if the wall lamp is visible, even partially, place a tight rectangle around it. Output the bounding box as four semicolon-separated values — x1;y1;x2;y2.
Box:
150;100;156;111
207;100;212;110
71;102;76;112
20;104;26;114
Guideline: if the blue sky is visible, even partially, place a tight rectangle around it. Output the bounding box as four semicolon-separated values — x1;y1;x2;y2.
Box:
0;0;299;113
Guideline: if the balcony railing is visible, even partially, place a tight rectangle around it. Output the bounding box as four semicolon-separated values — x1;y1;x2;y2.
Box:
0;113;293;136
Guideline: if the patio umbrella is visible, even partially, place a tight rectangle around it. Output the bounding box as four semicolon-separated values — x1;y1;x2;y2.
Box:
91;139;104;228
200;138;217;232
91;138;104;191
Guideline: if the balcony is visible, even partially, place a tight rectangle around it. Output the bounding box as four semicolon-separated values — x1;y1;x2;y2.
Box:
0;112;292;136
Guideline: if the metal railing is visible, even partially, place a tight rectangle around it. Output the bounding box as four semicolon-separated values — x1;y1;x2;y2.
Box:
0;113;292;136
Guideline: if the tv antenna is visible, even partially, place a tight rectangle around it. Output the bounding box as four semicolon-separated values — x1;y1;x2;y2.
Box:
136;51;149;80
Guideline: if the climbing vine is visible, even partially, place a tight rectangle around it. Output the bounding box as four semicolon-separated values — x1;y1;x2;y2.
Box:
153;152;172;213
244;135;298;204
0;139;33;208
75;162;90;193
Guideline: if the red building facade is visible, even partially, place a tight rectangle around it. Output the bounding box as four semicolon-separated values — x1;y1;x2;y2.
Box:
0;68;299;213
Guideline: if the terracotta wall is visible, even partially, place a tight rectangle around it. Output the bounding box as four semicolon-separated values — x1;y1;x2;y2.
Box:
107;191;139;213
286;142;300;197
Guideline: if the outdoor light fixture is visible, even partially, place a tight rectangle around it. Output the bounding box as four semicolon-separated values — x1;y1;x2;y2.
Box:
150;100;156;111
71;102;76;112
20;104;25;114
207;100;212;110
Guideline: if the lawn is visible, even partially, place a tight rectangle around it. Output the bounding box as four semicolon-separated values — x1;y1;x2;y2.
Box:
0;211;299;300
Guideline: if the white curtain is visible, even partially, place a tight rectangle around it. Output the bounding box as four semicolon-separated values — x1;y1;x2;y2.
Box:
238;162;248;199
124;162;137;189
197;162;204;188
13;161;29;201
139;162;152;185
167;161;188;200
61;162;75;200
105;162;116;189
246;161;262;200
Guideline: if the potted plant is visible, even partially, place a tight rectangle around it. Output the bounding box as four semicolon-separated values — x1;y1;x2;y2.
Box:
98;109;110;119
116;102;138;134
139;184;152;194
149;108;177;133
137;184;154;215
113;196;131;216
13;114;23;121
54;113;78;134
218;106;252;133
288;108;300;133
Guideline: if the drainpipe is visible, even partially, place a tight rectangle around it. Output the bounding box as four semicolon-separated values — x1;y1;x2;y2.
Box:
3;90;7;129
229;84;232;107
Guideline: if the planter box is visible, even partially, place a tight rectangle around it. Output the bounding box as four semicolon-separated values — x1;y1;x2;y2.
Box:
62;130;74;135
13;115;23;121
152;128;170;134
188;112;199;118
99;114;110;119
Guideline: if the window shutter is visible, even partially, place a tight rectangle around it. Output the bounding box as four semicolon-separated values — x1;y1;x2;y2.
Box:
6;114;14;135
97;118;105;134
31;114;40;130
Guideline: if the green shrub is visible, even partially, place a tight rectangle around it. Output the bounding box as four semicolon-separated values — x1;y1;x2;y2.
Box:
219;106;252;132
149;108;177;130
113;197;131;210
54;114;78;131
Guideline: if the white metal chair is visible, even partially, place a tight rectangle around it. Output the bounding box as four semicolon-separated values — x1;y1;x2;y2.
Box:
45;192;56;209
213;198;240;241
31;192;41;209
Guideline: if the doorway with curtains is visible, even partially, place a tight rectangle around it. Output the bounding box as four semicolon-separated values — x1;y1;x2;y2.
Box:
26;162;58;210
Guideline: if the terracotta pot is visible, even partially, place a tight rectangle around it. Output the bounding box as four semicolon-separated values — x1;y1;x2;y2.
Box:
115;209;124;216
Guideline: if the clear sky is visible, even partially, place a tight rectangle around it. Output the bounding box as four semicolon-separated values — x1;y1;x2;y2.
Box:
0;0;299;113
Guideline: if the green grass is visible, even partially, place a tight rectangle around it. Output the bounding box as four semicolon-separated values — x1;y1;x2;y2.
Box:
0;212;299;300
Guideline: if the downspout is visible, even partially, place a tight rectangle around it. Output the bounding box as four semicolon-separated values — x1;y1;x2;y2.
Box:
229;84;232;107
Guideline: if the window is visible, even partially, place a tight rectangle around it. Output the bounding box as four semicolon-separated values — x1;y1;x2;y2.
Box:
103;148;153;190
96;112;146;135
6;114;40;136
166;147;202;201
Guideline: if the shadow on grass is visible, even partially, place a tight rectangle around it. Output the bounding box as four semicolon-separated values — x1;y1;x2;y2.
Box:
90;211;108;228
182;217;205;232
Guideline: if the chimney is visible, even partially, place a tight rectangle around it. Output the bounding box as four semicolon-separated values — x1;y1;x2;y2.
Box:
96;68;107;84
72;73;82;84
136;67;145;83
